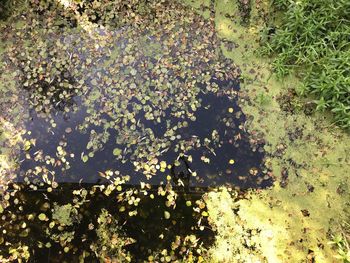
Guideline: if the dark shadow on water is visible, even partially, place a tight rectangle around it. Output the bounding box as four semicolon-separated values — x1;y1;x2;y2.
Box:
9;77;272;261
6;77;273;261
2;183;213;262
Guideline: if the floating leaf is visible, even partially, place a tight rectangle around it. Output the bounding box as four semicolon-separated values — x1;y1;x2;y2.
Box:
164;211;171;219
160;161;167;169
113;148;122;156
38;213;47;221
91;79;98;86
201;211;209;217
130;68;137;76
24;141;31;151
82;155;89;163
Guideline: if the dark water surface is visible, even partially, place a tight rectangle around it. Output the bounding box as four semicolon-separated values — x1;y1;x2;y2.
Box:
12;77;271;261
19;78;269;189
7;185;213;262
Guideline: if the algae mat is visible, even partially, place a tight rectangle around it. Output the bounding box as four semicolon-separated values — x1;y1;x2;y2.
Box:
184;0;350;262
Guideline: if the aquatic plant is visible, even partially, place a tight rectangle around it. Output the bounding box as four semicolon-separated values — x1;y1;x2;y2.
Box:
92;209;134;262
260;0;350;128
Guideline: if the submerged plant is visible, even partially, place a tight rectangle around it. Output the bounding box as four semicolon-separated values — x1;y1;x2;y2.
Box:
92;209;134;262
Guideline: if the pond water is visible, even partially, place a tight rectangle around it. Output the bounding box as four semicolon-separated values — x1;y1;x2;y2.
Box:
0;1;272;261
19;78;269;189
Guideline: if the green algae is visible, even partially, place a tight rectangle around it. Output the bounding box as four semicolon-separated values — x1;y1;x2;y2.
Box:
184;0;350;261
181;0;211;19
52;203;78;226
205;187;266;262
224;14;349;263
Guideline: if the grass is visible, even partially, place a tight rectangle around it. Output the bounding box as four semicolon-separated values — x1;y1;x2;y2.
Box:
0;0;19;20
260;0;350;129
329;222;350;262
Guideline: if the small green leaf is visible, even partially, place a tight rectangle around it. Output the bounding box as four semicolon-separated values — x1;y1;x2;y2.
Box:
113;148;122;156
91;79;98;86
164;211;171;219
130;68;137;76
38;213;47;221
24;141;31;151
160;161;167;169
82;155;89;163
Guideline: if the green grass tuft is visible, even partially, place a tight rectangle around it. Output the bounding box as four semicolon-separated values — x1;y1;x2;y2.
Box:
260;0;350;128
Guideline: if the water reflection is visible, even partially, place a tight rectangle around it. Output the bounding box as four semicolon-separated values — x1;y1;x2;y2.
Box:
19;79;271;189
2;183;214;262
